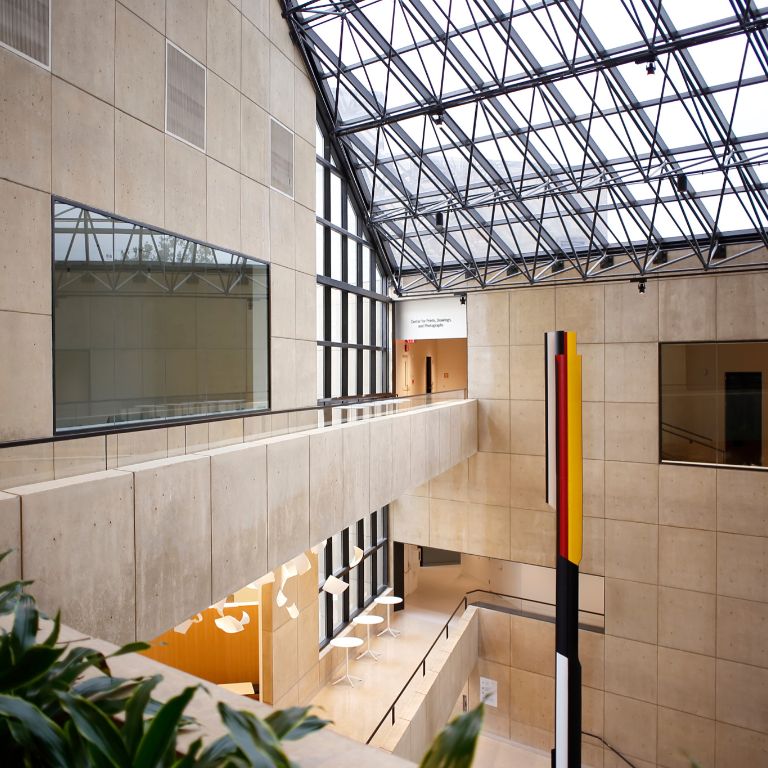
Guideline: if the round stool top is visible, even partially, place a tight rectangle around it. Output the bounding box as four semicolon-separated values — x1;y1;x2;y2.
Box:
374;595;403;606
330;636;364;649
353;614;384;626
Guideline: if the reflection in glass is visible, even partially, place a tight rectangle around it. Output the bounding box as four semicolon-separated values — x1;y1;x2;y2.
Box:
660;341;768;467
53;202;269;431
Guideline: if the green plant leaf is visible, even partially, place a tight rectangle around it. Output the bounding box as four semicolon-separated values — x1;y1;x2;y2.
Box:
42;610;62;648
109;641;151;658
50;646;110;687
58;692;131;768
73;675;136;701
11;594;38;654
194;734;241;767
0;693;70;767
133;685;197;767
265;706;331;741
124;675;161;756
217;702;288;768
0;644;66;692
419;704;484;768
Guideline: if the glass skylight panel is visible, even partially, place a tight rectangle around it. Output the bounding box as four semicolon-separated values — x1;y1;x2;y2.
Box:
287;0;768;292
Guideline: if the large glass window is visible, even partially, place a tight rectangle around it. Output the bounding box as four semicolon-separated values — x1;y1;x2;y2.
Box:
318;506;389;648
661;341;768;468
316;119;391;402
53;200;269;431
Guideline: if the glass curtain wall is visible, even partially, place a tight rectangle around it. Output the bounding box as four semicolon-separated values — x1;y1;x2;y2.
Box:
318;506;389;647
53;200;269;431
315;119;391;402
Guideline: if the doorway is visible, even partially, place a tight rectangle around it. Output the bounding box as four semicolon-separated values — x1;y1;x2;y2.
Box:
395;338;468;397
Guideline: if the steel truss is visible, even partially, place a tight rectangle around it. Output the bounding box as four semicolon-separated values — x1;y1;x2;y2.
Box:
284;0;768;295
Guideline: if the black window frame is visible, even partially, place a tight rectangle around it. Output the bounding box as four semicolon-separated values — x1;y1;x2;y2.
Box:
315;118;392;404
318;506;390;649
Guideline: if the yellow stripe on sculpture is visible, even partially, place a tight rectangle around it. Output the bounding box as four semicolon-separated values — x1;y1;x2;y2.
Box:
566;332;583;566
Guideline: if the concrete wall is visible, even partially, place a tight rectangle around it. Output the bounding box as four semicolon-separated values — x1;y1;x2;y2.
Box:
0;0;317;444
468;608;605;766
372;606;480;763
2;399;477;646
393;276;768;768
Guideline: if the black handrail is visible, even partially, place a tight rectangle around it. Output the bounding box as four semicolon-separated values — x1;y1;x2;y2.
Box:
583;731;640;768
367;588;606;745
366;594;468;745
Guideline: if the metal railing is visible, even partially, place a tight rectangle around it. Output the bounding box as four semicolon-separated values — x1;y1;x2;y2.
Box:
367;588;606;745
366;594;469;744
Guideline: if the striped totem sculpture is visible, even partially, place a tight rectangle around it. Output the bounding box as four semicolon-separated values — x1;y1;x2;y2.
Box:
545;331;583;768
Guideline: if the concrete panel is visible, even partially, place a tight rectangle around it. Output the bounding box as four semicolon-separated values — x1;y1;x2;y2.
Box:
241;177;269;262
167;0;207;63
52;78;115;211
658;646;715;718
605;577;657;644
242;97;268;185
467;291;509;346
294;271;317;341
13;471;135;644
659;277;716;341
0;48;51;191
0;492;21;580
477;399;510;453
208;0;242;88
716;659;768;733
115;112;164;226
269;47;294;129
207;442;268;599
717;594;768;668
556;284;604;343
657;707;714;768
342;421;370;527
659;463;716;530
658;586;716;657
605;280;659;342
660;526;716;592
604;342;658;403
294;339;317;409
0;311;52;440
391;495;429;545
294;71;316;144
716;467;768;537
509;400;545;456
390;414;412;502
510;287;555;345
468;345;509;400
294;138;316;211
605;520;658;584
309;428;344;546
294;204;316;276
116;428;167;466
207;158;241;253
207;72;241;171
424;408;441;481
509;344;543;400
115;5;164;129
370;417;393;510
604;460;658;523
715;722;768;768
52;0;115;103
717;531;768;603
242;19;269;108
120;0;164;31
0;181;51;315
717;272;768;340
0;443;54;490
165;135;206;241
408;410;427;488
604;402;657;463
129;455;211;640
604;692;657;764
509;507;555;568
53;436;107;479
460;400;477;460
267;436;309;570
270;189;295;267
270;264;296;339
208;419;244;449
270;337;296;410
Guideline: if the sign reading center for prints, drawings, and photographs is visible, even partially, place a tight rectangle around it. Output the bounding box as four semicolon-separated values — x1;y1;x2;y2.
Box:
394;295;468;340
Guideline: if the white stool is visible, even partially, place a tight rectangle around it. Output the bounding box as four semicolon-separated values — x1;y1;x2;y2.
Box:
352;615;384;660
330;636;364;686
374;595;403;638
